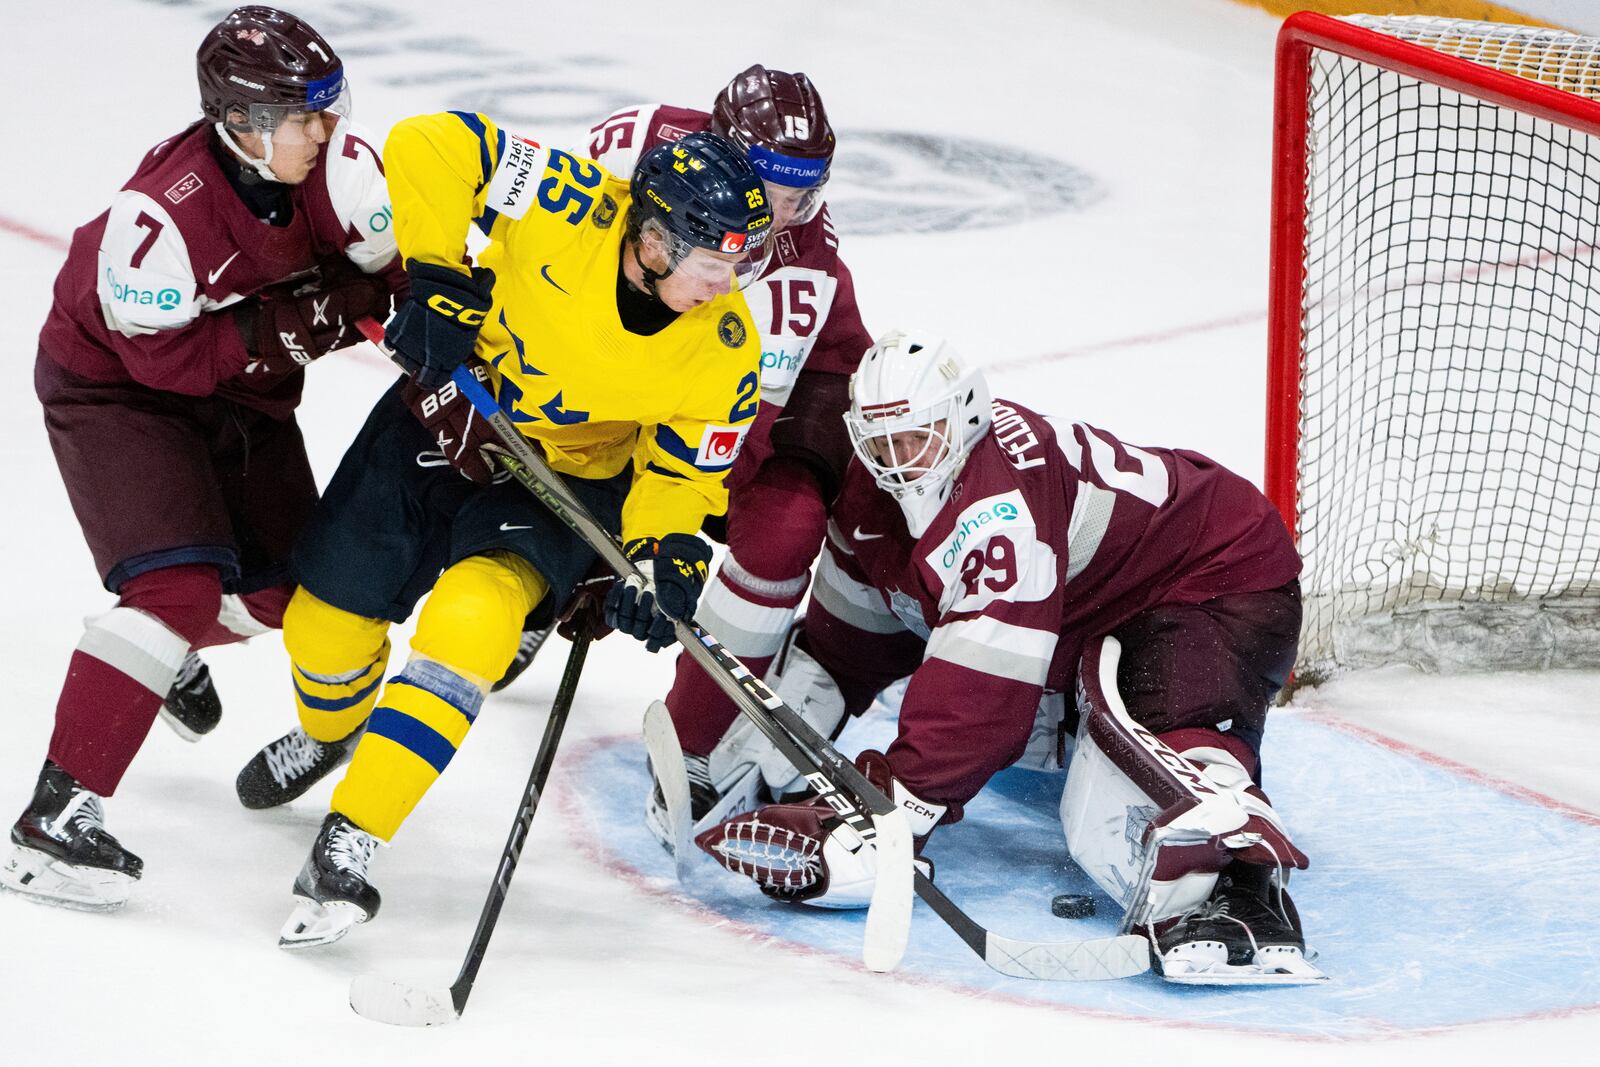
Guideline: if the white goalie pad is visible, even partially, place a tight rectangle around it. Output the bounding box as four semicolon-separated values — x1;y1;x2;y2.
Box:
708;637;846;799
1059;636;1252;927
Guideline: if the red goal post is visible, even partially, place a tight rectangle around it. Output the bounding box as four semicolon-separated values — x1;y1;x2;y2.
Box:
1266;12;1600;681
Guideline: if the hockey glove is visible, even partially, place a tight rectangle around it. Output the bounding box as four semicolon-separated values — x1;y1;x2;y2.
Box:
696;750;943;907
401;358;507;485
604;534;713;653
237;258;394;378
385;258;496;389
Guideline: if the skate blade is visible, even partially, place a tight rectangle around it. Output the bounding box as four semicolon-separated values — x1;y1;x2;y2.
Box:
349;974;460;1027
278;896;369;950
1159;944;1329;985
0;845;136;911
158;707;205;744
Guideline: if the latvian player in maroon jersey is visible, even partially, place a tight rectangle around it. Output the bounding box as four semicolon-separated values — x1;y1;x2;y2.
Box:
681;331;1325;984
489;67;874;704
1;6;402;911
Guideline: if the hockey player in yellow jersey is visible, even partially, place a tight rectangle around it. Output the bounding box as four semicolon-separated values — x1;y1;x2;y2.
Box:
236;112;775;948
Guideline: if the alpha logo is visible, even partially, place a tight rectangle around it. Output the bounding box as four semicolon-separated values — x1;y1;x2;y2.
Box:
592;193;618;229
695;423;748;467
164;172;203;206
932;490;1028;571
717;312;746;348
104;268;182;311
206;251;241;286
760;348;802;373
367;204;393;233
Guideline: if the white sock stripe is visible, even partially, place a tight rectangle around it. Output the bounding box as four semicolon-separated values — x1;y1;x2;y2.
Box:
78;607;189;696
695;586;798;658
717;555;810;601
216;593;274;639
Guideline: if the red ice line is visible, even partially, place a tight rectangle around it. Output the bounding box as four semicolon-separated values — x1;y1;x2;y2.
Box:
556;732;1600;1043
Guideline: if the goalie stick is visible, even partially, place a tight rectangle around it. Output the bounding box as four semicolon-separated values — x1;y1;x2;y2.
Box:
356;321;1147;982
349;624;594;1027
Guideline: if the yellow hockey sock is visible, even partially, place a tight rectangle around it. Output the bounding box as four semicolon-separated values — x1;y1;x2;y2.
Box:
332;658;486;841
410;551;548;687
282;588;392;743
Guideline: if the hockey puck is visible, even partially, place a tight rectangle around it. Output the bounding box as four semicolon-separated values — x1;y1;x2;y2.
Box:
1051;893;1096;919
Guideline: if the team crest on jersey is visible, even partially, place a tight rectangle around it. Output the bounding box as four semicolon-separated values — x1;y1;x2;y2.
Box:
592;193;618;229
718;312;747;348
775;230;798;266
164;172;203;205
657;123;692;143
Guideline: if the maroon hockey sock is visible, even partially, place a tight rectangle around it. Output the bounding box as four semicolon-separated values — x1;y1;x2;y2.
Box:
190;580;293;649
47;566;222;796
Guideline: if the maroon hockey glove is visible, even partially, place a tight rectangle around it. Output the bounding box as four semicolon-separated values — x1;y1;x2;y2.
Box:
401;359;508;485
695;749;943;906
556;564;618;643
239;258;395;377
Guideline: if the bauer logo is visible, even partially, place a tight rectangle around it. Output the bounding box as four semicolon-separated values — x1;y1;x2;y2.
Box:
163;172;203;206
928;490;1029;574
695;424;748;467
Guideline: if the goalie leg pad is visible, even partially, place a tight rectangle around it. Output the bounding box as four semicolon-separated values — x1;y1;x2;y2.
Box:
706;631;847;799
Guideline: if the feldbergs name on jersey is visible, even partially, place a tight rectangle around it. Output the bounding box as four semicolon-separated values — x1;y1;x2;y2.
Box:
925;489;1058;614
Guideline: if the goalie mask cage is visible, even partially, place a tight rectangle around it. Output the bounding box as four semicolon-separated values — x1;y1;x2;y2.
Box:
1268;12;1600;682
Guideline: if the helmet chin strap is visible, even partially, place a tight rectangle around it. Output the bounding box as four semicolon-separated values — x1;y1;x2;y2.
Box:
215;122;282;183
628;235;676;300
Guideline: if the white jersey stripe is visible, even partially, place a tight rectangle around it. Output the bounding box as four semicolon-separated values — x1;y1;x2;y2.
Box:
924;615;1056;686
812;550;907;635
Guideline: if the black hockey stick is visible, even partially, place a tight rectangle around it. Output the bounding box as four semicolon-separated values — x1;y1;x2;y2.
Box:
348;623;594;1026
429;360;1148;982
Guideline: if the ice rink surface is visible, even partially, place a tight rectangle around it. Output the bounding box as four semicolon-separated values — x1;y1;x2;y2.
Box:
2;1;1597;1062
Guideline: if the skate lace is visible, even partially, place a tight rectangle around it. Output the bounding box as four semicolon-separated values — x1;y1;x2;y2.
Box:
266;729;325;789
48;789;107;841
172;653;204;692
327;822;378;876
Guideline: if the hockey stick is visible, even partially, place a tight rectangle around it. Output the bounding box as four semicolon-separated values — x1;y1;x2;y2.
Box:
355;321;1146;980
348;623;594;1026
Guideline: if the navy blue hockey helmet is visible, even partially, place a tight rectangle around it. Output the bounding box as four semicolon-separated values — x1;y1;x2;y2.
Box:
628;131;775;260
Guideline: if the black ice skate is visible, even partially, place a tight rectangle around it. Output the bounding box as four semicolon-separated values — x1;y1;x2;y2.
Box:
278;812;382;949
491;621;555;692
1153;862;1326;985
236;725;360;809
0;761;143;911
160;652;222;742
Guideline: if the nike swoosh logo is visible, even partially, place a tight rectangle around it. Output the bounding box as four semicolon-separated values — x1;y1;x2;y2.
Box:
207;250;242;285
499;522;533;532
539;264;568;294
853;526;885;541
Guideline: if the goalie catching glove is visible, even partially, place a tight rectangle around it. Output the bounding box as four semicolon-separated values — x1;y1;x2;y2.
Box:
696;749;943;908
401;359;507;485
385;258;495;389
605;535;713;652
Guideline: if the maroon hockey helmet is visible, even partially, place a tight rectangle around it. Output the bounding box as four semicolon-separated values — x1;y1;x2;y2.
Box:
712;65;835;226
197;6;346;131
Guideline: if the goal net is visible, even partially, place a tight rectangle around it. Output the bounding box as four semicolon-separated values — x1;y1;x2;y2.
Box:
1268;13;1600;682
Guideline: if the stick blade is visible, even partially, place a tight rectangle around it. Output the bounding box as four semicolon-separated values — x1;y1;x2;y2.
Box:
349;974;461;1027
861;809;915;973
984;932;1150;981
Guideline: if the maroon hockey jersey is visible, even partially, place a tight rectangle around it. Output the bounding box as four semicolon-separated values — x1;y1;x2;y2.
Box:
38;119;399;418
587;104;872;488
812;400;1301;819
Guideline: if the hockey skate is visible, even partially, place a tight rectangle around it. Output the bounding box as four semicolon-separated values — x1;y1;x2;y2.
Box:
279;812;382;949
236;725;361;809
0;762;143;911
491;622;555;692
159;652;222;742
1152;863;1327;985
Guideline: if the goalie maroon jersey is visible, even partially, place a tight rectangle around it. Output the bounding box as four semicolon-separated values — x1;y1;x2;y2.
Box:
38;117;398;418
812;399;1302;817
588;103;871;489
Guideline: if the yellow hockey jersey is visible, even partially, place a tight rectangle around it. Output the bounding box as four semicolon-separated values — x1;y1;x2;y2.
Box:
383;111;762;543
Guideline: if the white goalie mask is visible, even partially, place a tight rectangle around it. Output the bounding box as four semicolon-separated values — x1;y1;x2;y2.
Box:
845;330;993;536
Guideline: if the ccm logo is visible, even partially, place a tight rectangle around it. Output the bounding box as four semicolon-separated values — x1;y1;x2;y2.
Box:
425;294;487;326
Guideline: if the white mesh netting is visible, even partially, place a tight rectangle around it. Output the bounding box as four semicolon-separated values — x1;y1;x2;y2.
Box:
1293;15;1600;680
